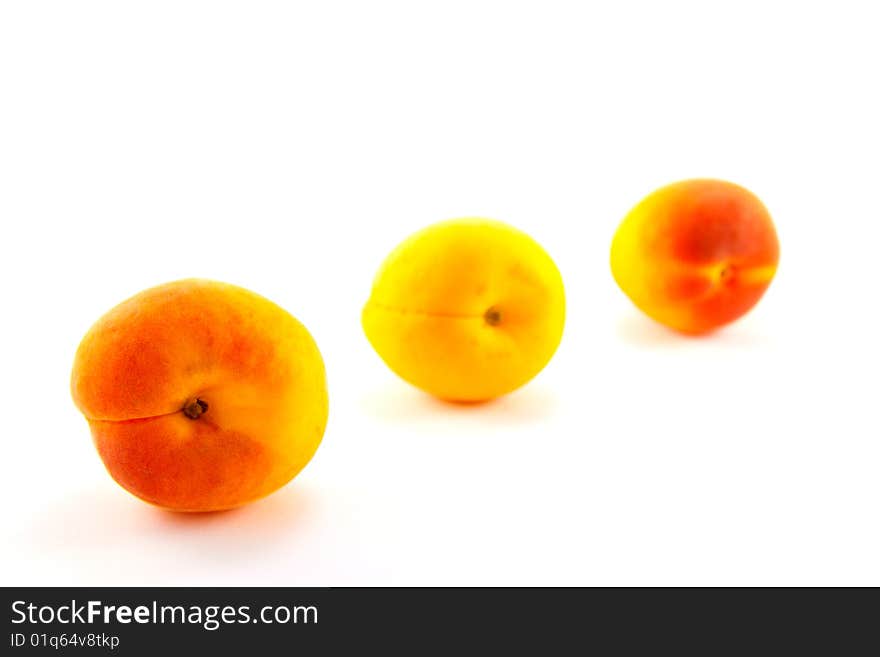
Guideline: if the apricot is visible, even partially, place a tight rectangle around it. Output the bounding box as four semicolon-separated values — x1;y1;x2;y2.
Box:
71;279;328;512
611;179;779;334
362;218;565;402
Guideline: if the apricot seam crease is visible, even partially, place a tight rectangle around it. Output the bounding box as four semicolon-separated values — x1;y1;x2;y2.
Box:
365;301;498;320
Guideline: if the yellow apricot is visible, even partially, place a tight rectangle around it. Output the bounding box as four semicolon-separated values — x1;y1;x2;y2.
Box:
362;218;565;402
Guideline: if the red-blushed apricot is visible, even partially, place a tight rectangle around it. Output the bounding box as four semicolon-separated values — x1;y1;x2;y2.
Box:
71;279;328;512
611;179;779;334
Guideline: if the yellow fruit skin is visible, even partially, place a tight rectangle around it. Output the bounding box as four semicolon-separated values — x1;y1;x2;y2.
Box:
362;218;565;402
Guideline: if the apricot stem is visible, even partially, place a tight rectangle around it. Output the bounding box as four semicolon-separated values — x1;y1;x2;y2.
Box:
183;398;208;420
484;306;502;326
719;264;735;281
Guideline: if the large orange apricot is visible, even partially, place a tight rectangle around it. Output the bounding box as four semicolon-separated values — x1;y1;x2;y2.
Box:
71;279;328;512
362;218;565;402
611;179;779;334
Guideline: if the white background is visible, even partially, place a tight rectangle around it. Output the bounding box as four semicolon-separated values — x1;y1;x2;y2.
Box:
1;1;878;586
